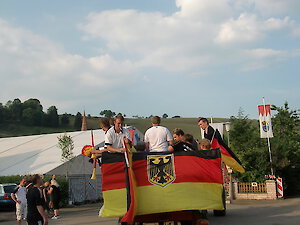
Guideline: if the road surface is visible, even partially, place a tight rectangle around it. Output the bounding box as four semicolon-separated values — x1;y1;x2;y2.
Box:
1;198;300;225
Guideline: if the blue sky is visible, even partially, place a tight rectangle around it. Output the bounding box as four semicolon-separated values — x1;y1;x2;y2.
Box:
0;0;299;118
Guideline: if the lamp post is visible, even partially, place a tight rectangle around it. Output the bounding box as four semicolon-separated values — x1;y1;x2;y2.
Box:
225;122;233;202
225;122;231;147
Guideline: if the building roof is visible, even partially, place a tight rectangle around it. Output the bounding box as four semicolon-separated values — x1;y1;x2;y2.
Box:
0;130;105;176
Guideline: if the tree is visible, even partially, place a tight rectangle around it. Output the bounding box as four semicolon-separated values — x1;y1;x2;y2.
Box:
22;108;43;126
45;106;59;127
22;98;44;126
58;133;75;179
58;133;75;162
60;113;70;126
9;99;23;121
100;110;116;118
270;102;300;195
162;113;168;118
74;112;82;130
23;98;43;111
230;109;268;182
0;103;4;124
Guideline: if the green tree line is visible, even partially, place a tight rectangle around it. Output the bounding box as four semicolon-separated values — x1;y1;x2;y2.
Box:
0;98;83;130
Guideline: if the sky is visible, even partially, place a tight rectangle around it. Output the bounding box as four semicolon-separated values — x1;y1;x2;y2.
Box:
0;0;299;118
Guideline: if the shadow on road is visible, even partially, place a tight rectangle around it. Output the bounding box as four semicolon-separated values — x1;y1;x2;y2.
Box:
210;199;300;225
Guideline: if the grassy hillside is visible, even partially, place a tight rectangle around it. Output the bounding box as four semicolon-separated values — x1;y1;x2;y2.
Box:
0;117;99;138
0;117;230;138
125;117;230;140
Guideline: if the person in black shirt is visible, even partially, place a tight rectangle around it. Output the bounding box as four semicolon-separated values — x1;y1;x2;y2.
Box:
48;179;61;219
169;134;196;152
41;181;51;216
172;128;199;150
26;174;48;225
198;117;242;166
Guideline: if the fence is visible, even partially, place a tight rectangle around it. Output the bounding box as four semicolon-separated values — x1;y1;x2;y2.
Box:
69;174;102;204
237;182;267;193
233;180;277;200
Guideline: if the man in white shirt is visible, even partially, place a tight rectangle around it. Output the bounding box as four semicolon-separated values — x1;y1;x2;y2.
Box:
144;116;173;152
104;115;130;153
11;178;27;225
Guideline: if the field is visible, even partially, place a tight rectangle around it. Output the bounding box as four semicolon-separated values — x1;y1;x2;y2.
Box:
0;117;230;138
125;117;229;140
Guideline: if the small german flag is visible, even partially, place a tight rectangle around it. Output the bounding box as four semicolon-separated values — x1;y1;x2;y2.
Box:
205;126;245;173
100;150;224;218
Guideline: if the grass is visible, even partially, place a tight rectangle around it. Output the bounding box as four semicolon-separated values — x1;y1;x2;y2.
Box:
0;117;230;139
125;117;230;140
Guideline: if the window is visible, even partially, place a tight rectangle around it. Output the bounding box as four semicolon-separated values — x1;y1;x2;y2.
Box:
3;185;17;193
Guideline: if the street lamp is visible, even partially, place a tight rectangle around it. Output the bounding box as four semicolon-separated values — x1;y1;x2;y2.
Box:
225;122;231;147
225;122;233;202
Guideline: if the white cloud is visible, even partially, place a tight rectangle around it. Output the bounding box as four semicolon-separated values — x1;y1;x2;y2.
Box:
252;0;300;16
0;18;136;112
1;0;300;113
80;0;299;74
247;48;284;59
216;14;292;44
175;0;232;22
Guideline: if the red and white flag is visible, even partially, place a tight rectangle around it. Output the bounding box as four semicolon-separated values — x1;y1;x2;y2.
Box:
258;104;274;138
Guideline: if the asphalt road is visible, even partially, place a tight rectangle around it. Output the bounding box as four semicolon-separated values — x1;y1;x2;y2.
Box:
1;198;300;225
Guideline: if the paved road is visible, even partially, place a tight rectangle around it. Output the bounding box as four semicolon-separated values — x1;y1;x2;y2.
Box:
1;198;300;225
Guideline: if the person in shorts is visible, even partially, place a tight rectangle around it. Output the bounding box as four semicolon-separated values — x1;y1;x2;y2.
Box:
11;178;27;225
48;179;61;219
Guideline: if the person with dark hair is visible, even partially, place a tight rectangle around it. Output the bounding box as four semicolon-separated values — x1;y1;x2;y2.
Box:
144;116;173;152
134;141;146;152
48;179;61;219
11;177;27;225
169;133;196;152
26;174;48;225
104;115;130;153
183;134;194;145
172;128;185;142
198;117;243;170
41;182;51;216
173;129;199;150
198;117;209;126
100;117;111;131
25;175;33;189
91;117;112;157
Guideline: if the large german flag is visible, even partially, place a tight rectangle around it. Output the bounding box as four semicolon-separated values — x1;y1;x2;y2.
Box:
205;126;245;173
100;150;224;218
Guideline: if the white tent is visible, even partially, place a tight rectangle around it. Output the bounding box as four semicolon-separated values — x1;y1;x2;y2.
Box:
0;127;144;203
0;130;105;176
0;130;105;203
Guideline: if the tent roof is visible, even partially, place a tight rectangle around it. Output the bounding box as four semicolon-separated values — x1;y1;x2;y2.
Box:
0;130;105;176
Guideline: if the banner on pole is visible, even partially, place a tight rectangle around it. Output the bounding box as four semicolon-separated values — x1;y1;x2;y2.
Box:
258;104;274;138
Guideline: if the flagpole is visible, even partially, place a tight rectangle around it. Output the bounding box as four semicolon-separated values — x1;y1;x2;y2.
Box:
263;97;274;176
